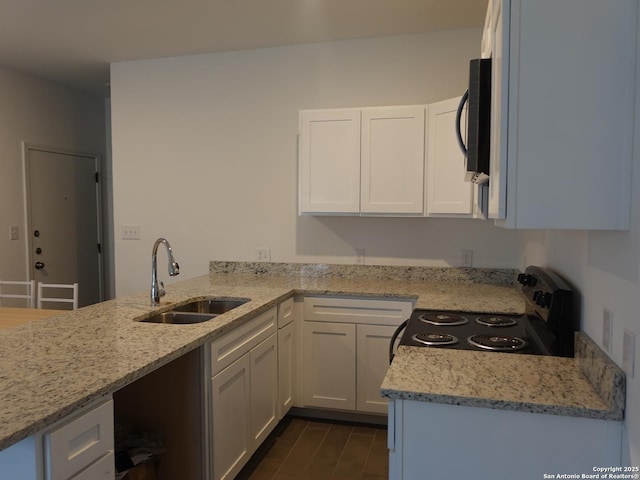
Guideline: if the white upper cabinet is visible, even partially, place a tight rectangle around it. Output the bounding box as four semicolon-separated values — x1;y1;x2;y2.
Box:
426;97;474;217
488;0;637;229
298;109;361;214
361;106;426;215
299;104;473;217
299;105;426;216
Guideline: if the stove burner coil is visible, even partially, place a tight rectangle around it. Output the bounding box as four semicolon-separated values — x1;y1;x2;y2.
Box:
418;313;468;326
467;334;528;352
412;333;459;346
475;315;518;327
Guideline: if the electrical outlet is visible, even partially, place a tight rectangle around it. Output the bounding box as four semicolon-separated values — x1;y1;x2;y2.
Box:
603;308;613;352
623;329;635;379
257;247;271;262
461;250;473;267
355;249;365;265
9;225;19;240
122;225;141;240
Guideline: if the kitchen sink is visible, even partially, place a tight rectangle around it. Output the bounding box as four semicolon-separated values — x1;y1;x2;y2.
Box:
141;311;216;324
171;298;249;314
139;298;250;324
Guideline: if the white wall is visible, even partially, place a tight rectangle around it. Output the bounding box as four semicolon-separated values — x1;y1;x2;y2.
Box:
0;66;108;290
110;29;523;297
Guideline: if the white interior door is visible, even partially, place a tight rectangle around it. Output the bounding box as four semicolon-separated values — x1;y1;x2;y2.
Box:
26;146;103;307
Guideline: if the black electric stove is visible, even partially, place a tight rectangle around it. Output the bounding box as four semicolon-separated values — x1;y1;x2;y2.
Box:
392;266;575;360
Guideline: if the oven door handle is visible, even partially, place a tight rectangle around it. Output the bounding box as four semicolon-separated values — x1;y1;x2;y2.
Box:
389;319;409;364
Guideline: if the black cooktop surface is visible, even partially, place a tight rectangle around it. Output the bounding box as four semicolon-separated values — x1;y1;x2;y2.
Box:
399;309;542;354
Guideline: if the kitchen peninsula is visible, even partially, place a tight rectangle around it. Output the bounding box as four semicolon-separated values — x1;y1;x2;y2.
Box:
0;262;624;479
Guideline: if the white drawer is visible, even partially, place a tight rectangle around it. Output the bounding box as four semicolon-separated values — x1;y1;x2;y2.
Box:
303;296;413;326
45;399;114;480
210;307;277;375
277;297;294;328
69;451;115;480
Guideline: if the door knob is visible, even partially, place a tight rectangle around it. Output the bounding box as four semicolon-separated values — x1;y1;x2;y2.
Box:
35;261;45;270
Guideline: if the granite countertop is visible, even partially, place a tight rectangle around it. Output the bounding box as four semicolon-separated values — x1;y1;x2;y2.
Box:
0;262;624;452
381;332;625;421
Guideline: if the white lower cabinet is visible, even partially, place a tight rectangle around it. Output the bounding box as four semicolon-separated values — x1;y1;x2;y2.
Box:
210;334;278;480
45;398;114;480
66;452;114;480
277;320;295;418
211;354;252;480
0;396;114;480
302;296;412;415
356;324;398;414
209;305;283;480
303;321;357;410
388;399;623;480
249;334;278;447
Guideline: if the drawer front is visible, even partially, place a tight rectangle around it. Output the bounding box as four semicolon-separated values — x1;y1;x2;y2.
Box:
45;399;114;480
277;297;294;328
69;452;115;480
211;307;277;375
303;296;413;326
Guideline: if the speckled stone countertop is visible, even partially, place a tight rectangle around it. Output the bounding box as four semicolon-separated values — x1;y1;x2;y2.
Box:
381;332;625;421
0;262;623;452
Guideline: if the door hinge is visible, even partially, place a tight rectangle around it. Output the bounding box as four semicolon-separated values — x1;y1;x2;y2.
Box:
95;171;99;183
97;243;101;253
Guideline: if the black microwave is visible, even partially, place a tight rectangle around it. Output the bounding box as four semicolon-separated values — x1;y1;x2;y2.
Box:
456;58;491;184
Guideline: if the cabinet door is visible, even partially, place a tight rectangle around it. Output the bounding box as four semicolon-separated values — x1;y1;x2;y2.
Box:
356;324;396;414
303;321;356;410
361;106;425;215
426;98;474;217
211;355;251;480
299;109;361;214
278;321;295;419
250;334;279;447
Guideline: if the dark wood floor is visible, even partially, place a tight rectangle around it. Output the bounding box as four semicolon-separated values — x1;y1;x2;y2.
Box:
240;416;389;480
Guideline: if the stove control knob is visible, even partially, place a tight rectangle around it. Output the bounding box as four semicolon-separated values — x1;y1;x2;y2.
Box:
534;292;552;308
517;273;537;286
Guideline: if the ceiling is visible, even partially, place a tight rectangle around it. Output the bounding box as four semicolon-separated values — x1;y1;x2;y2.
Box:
0;0;487;97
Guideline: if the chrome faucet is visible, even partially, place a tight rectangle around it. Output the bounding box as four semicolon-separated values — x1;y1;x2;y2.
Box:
151;237;180;307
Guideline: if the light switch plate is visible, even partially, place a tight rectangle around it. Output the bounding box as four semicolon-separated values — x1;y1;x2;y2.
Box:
623;329;635;379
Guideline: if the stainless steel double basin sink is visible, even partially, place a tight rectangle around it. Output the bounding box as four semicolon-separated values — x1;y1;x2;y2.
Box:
140;298;249;324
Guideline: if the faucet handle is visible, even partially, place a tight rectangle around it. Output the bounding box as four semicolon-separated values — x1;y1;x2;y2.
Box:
159;281;166;298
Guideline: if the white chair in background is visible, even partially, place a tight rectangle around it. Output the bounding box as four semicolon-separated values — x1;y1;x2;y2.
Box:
0;280;36;308
37;282;79;310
